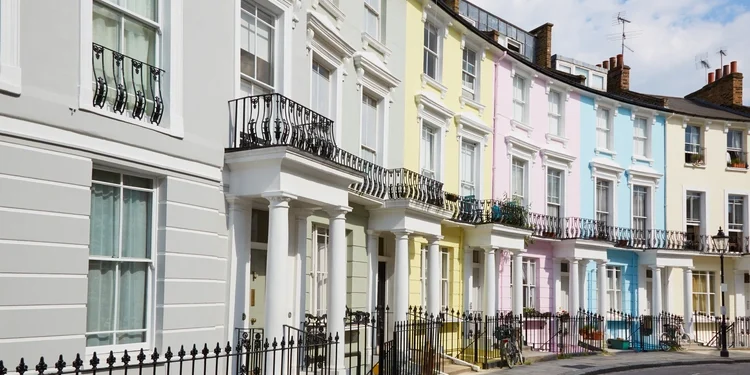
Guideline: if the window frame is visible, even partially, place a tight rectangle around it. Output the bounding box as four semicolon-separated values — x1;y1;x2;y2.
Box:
685;190;704;238
0;0;22;95
548;90;564;137
240;1;277;95
420;123;439;180
506;38;523;54
360;92;380;163
311;225;329;316
471;249;483;312
727;194;746;251
420;244;428;307
522;258;537;309
606;265;623;312
512;74;529;125
633;116;651;160
363;0;381;40
460;140;479;197
684;124;703;165
546;167;564;218
461;47;479;101
440;248;450;309
692;270;716;315
596;106;614;152
86;168;157;353
422;21;441;81
595;178;613;225
79;0;184;136
632;185;650;241
511;156;528;206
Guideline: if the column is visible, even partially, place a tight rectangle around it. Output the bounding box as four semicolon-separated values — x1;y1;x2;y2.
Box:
684;267;693;334
226;197;250;344
294;209;314;330
262;192;295;341
463;247;473;313
597;260;608;315
552;258;561;313
393;230;412;321
512;251;523;316
326;206;351;375
484;247;497;315
569;258;580;313
734;270;745;319
652;266;662;315
427;236;443;316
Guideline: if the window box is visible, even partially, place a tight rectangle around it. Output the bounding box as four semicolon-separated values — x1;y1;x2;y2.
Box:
729;158;747;169
579;326;603;340
689;153;705;165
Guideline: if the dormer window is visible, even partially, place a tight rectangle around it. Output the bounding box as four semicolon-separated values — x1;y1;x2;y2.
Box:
507;38;522;54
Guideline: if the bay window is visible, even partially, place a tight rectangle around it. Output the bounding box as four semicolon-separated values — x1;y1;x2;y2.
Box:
87;169;154;348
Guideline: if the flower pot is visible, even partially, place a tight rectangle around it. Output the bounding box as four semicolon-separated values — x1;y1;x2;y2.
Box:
616;239;628;248
609;339;630;350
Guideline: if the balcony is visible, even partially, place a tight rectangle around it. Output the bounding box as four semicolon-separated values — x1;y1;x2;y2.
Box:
92;43;165;125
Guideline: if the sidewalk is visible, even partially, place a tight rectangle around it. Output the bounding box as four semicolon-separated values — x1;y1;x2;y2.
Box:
484;349;750;375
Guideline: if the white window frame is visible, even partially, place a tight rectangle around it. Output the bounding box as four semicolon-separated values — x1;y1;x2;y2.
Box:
522;258;537;309
607;265;623;311
461;47;479;101
727;194;746;250
632;116;651;160
311;225;329;316
727;129;745;167
240;1;277;96
546;167;564;218
460;140;479;197
360;92;380;163
79;0;184;136
512;73;530;126
307;9;356;143
421;123;439;180
684;124;704;165
692;270;716;315
0;0;22;95
596;106;614;152
685;190;705;240
590;159;625;225
422;21;441;81
441;248;450;309
86;168;157;354
548;90;565;137
596;178;613;225
363;0;381;41
632;185;650;241
511;156;529;206
505;134;540;205
506;38;523;55
311;59;334;120
416;93;453;182
591;74;605;90
575;66;590;85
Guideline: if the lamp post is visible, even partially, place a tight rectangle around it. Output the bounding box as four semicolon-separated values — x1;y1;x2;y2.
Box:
711;227;729;358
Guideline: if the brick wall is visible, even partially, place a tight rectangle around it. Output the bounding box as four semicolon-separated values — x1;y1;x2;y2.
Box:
685;68;744;107
530;23;554;68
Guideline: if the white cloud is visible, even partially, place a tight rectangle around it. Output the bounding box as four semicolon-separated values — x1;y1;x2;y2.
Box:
472;0;750;105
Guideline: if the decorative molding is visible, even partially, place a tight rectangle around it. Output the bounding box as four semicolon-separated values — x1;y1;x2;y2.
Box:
416;92;454;135
455;112;492;146
306;11;356;63
421;73;448;99
540;148;576;173
545;133;569;149
313;0;345;29
630;108;638;121
590;159;625;184
460;33;466;50
681;117;690;129
459;96;485;116
353;52;400;95
545;81;554;95
420;0;432;22
361;32;392;64
510;119;533;135
505;134;541;163
724;122;732;134
626;166;662;188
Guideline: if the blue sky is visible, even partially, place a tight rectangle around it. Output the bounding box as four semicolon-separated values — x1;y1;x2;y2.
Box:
473;0;750;105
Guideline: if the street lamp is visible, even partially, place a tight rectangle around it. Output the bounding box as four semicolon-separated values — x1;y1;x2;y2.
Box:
711;227;729;358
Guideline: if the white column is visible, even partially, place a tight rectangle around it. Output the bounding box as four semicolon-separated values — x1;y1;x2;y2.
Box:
684;267;693;334
427;236;443;316
663;267;671;314
326;206;350;367
512;250;523;316
579;261;587;311
652;266;662;315
463;247;473;313
597;260;608;315
569;258;580;313
484;247;497;315
226;198;250;343
262;192;295;341
294;209;314;330
552;258;561;313
393;230;412;321
734;270;745;319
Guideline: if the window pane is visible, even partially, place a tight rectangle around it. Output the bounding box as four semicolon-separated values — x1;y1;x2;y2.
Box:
592;75;604;90
312;62;331;117
121;189;152;259
90;184;121;257
364;7;379;38
86;260;117;346
124;0;158;22
123;18;157;65
93;3;121;51
117;262;148;344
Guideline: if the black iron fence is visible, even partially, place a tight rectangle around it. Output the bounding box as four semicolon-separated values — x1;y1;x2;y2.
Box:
607;310;687;352
92;43;165;125
2;333;339;375
691;313;750;349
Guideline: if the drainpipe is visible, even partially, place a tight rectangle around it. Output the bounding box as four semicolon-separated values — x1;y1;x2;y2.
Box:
492;51;508;199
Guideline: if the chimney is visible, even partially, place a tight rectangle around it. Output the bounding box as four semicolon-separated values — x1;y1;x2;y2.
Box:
606;54;631;93
686;60;743;106
596;64;602;68
444;0;460;12
530;23;554;68
602;60;609;69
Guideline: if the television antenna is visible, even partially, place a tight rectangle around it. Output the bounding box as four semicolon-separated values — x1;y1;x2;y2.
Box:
717;47;728;68
611;12;638;57
695;53;711;82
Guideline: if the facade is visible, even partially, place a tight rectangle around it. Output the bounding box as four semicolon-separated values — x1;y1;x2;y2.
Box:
0;0;231;362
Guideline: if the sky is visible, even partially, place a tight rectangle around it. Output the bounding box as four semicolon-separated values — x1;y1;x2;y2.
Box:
472;0;750;105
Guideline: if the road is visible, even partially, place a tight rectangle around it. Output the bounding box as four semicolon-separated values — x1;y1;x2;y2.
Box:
609;363;750;374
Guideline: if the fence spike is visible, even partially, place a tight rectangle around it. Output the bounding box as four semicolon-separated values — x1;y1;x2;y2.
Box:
121;350;131;365
71;355;82;371
106;351;116;367
151;348;160;362
16;359;27;375
89;353;99;369
178;346;186;359
53;356;65;375
137;349;146;364
213;343;221;356
201;344;209;357
165;347;173;361
35;357;46;375
189;344;198;358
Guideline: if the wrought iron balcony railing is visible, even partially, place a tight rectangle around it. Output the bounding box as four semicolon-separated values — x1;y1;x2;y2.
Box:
92;43;165;125
228;94;338;162
388;168;444;206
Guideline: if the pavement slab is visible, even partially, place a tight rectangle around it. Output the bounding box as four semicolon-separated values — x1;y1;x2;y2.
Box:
483;349;750;375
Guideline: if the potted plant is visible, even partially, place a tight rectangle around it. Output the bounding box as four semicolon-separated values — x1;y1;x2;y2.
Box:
730;158;747;168
690;153;704;165
542;230;557;238
608;337;630;350
616;239;629;248
579;325;603;340
523;307;539;317
445;192;460;202
558;310;570;322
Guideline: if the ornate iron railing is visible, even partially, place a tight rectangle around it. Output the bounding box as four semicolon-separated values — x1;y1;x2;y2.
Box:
387;168;444;206
92;43;165;125
228;94;338;161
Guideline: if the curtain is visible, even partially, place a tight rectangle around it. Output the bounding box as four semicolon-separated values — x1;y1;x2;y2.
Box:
596;181;608;213
728;130;742;150
512;160;524;204
421;127;434;173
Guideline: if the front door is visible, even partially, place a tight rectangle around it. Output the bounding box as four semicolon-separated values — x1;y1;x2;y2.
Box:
248;249;267;332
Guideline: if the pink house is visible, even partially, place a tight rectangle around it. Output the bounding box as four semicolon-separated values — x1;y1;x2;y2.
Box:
492;56;582;316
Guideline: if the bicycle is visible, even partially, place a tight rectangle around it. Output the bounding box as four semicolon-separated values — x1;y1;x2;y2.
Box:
660;321;693;350
494;324;523;368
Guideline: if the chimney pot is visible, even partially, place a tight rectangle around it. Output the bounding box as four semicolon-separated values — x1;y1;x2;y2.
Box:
731;61;738;74
723;64;730;77
616;54;624;68
603;60;609;69
716;68;723;80
708;72;715;84
596;64;602;68
609;57;617;68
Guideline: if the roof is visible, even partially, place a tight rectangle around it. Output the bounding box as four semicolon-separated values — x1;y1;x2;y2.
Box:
432;0;750;122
